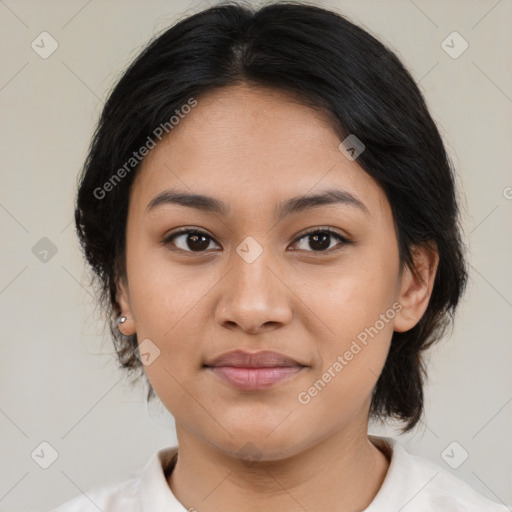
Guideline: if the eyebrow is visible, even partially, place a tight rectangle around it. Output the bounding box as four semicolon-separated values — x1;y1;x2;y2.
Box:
145;187;369;220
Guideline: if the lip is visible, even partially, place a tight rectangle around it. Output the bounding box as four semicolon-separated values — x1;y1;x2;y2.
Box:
204;350;307;391
204;349;305;368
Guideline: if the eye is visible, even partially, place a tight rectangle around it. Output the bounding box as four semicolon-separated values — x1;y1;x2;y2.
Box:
162;227;351;254
162;229;220;253
291;228;351;253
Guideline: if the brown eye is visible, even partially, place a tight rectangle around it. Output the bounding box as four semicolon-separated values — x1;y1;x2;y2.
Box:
292;229;350;253
163;229;220;252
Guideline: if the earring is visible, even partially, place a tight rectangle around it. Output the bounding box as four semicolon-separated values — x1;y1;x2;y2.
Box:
117;315;127;325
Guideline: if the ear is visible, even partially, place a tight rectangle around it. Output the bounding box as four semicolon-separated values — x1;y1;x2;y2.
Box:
393;242;439;333
116;275;136;336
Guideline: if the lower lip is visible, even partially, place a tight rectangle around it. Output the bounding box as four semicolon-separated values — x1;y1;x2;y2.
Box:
207;366;304;390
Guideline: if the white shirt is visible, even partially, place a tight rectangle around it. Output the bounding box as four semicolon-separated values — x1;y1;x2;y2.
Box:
51;435;508;511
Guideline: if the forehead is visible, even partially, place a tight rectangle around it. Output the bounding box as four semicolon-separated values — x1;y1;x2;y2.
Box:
129;84;389;220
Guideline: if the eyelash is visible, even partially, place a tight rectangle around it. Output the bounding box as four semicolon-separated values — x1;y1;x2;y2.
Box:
161;227;352;255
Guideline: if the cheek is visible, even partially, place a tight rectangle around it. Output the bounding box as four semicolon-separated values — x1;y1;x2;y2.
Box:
124;245;208;387
300;240;398;403
312;248;399;342
126;240;208;335
296;297;395;434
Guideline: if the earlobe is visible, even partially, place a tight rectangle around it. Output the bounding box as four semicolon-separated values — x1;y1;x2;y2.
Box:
393;243;439;333
115;276;136;336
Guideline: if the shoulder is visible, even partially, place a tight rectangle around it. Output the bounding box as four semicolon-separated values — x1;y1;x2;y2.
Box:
406;451;508;511
49;446;180;512
50;472;141;512
368;436;509;512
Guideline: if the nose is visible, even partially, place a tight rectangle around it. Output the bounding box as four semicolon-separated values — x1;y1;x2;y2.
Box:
215;245;293;334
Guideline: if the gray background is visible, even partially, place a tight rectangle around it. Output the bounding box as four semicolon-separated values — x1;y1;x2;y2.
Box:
0;0;511;510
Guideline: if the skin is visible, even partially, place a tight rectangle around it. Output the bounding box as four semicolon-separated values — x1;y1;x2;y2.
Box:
116;84;439;511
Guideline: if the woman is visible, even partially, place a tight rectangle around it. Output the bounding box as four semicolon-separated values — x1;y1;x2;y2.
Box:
53;1;507;510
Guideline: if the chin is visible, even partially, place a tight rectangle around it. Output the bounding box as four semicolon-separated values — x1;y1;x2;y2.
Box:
206;426;311;463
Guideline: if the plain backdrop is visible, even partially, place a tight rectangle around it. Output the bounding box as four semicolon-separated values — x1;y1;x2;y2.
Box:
0;0;511;510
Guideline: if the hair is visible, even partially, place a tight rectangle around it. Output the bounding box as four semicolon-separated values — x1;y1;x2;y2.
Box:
74;0;467;432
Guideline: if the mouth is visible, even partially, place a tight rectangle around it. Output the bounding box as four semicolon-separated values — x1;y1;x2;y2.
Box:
203;350;308;391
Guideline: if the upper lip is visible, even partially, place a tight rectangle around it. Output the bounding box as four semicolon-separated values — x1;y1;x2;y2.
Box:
204;350;306;368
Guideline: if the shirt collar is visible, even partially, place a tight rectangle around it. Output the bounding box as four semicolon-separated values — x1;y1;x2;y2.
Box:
365;435;439;511
135;436;417;512
136;445;186;511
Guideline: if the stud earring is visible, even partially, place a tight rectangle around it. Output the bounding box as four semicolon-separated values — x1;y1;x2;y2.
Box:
117;315;127;325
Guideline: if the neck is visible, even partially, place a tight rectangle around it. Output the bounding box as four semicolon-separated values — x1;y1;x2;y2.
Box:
168;425;390;512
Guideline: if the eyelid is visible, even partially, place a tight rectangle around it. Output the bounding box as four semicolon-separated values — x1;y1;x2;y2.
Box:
293;226;350;242
162;226;352;253
289;226;352;253
161;227;218;250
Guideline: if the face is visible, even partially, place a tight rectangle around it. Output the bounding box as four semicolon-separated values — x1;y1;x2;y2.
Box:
116;84;435;460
